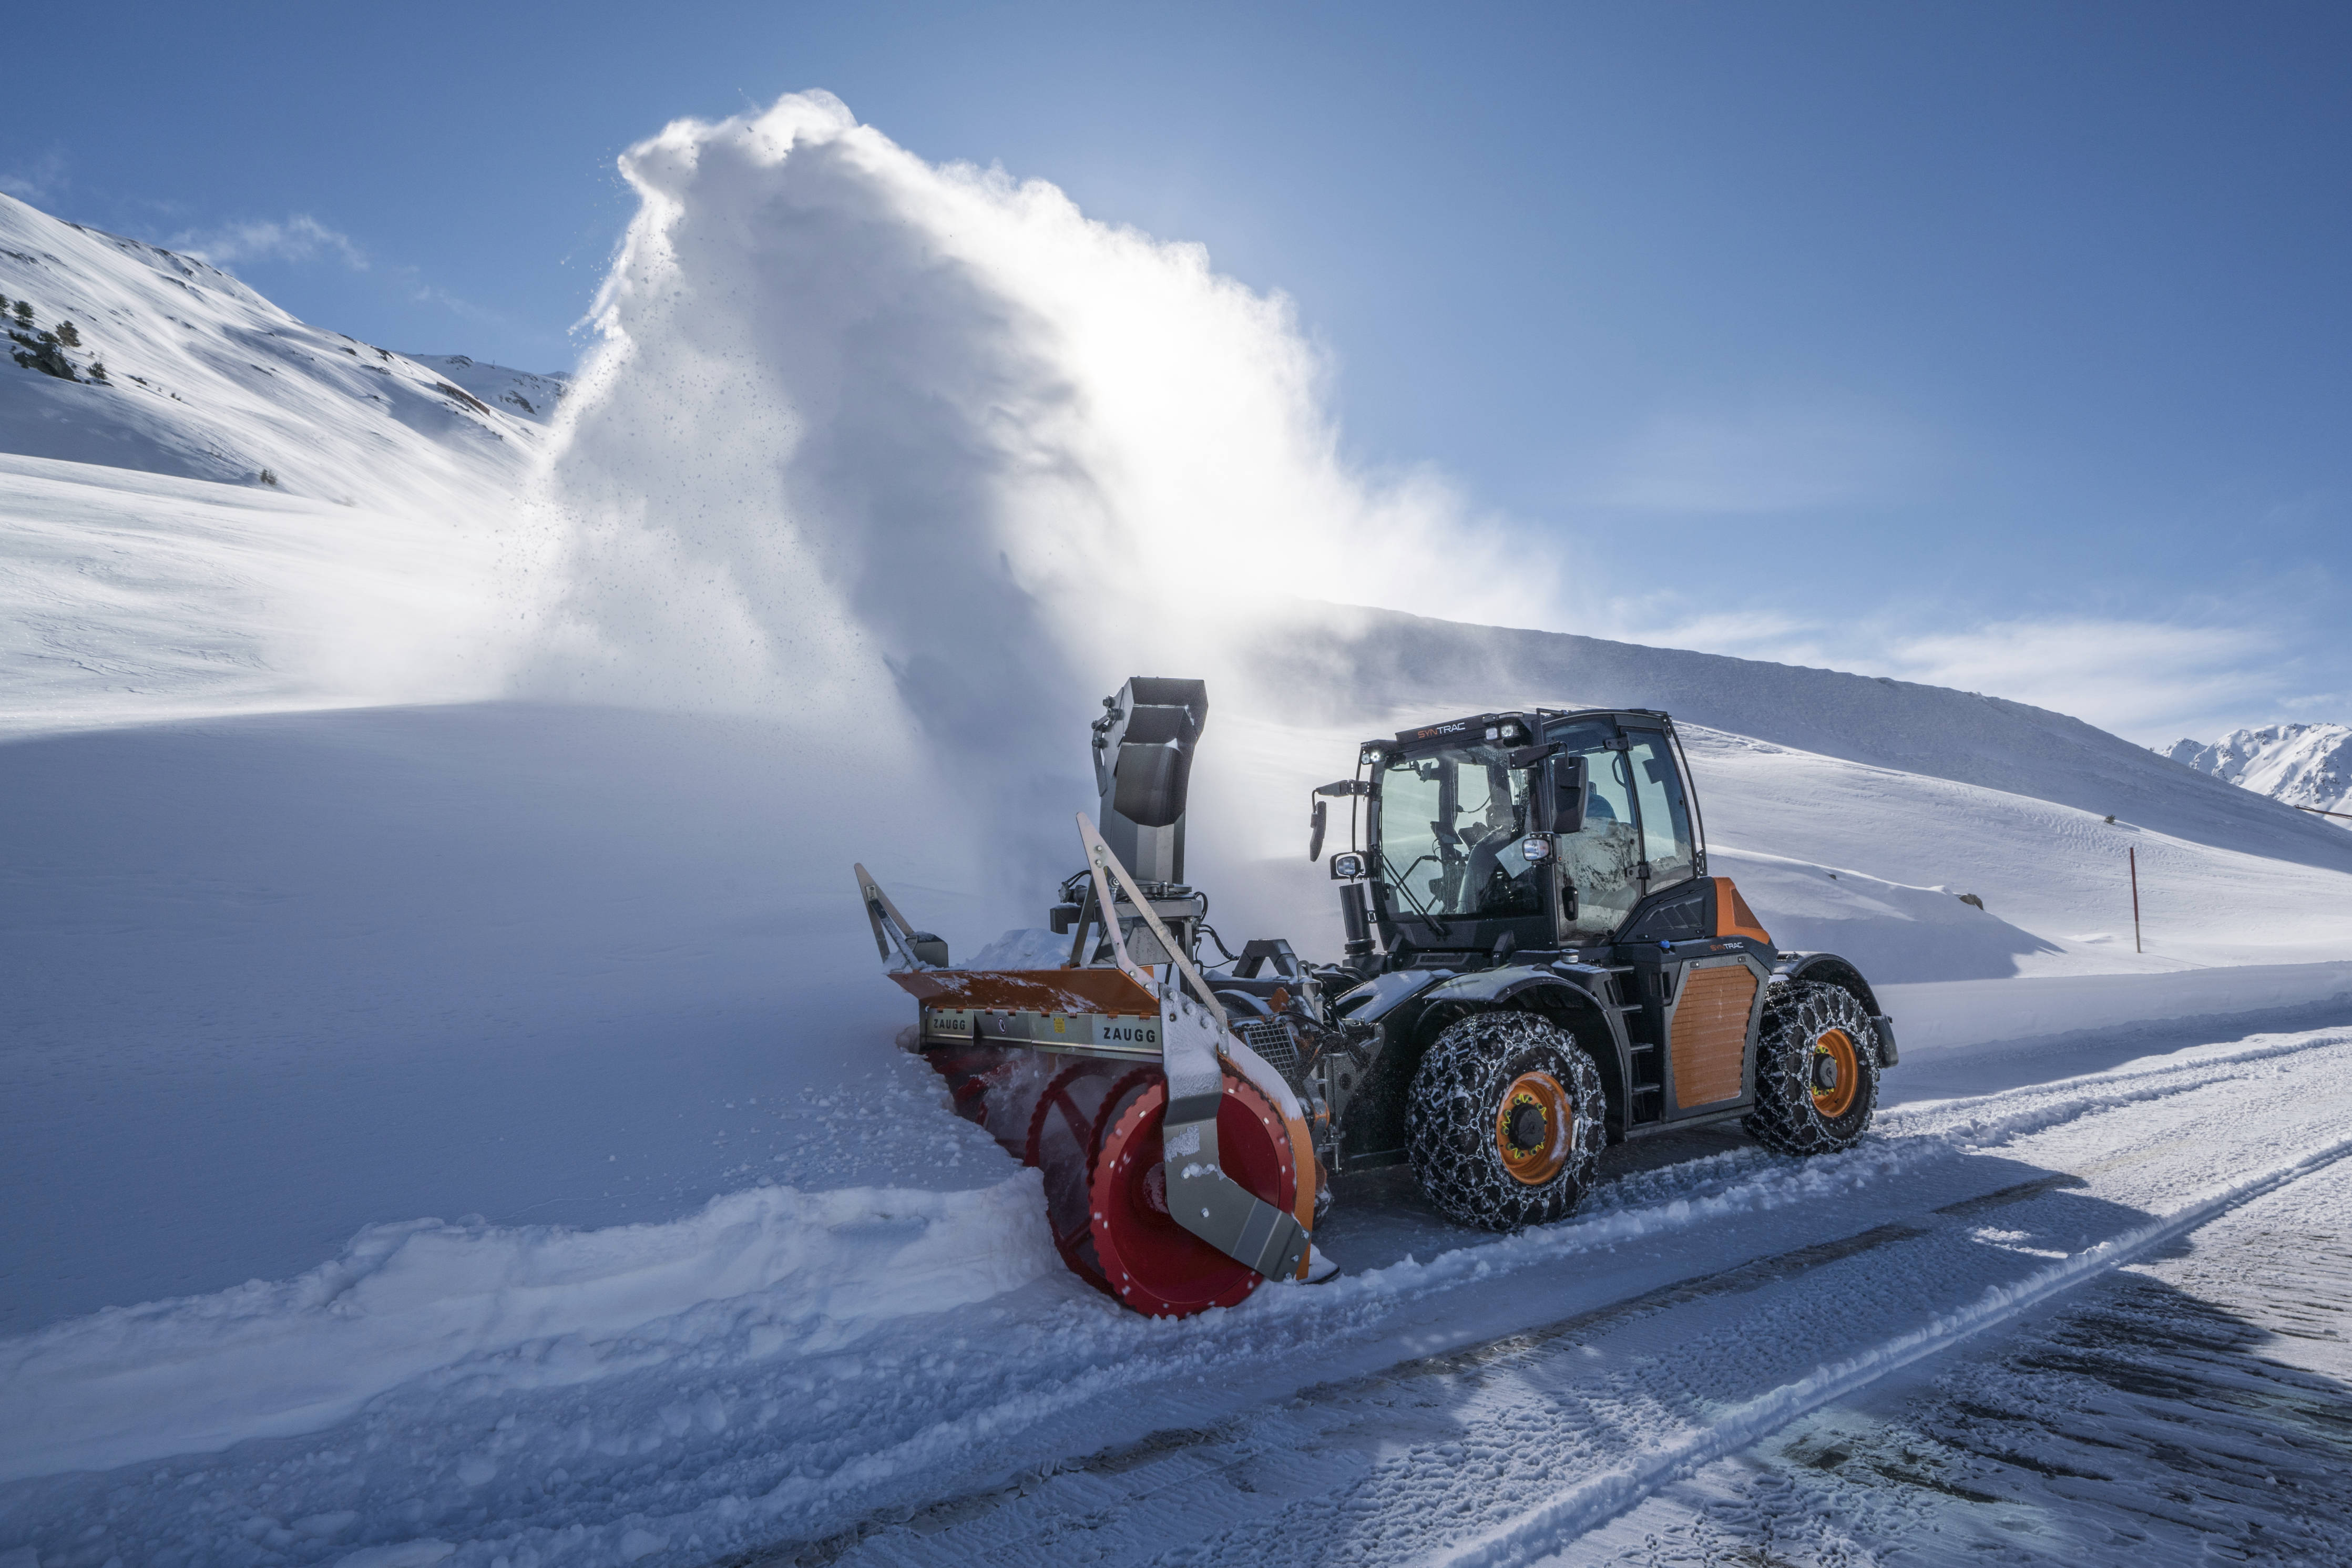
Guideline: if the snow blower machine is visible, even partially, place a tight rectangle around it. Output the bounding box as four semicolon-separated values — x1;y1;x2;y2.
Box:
854;678;1898;1317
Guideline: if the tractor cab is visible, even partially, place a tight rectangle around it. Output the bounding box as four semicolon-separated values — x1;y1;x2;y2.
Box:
1326;708;1710;966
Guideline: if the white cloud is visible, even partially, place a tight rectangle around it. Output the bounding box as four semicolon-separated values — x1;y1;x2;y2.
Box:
172;214;368;271
1596;399;1933;514
0;148;68;204
1878;618;2289;743
1623;604;2300;745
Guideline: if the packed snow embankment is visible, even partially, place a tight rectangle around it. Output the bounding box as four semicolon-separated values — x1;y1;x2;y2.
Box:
0;702;1019;1335
0;1173;1057;1483
0;453;522;732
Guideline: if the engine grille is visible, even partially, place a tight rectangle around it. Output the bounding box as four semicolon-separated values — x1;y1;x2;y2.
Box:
1238;1016;1302;1083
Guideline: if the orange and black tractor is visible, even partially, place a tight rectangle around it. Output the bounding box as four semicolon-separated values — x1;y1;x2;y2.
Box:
856;681;1898;1317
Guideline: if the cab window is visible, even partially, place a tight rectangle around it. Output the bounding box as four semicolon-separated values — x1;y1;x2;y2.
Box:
1545;721;1643;937
1376;743;1545;921
1624;729;1696;887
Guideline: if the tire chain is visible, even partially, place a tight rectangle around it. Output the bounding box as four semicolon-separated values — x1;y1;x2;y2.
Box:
1406;1010;1609;1231
1744;981;1881;1156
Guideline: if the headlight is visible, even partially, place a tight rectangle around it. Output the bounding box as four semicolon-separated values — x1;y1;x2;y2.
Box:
1329;851;1367;880
1519;835;1554;862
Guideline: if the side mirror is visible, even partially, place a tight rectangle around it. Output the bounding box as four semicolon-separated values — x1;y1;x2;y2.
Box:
1546;754;1588;835
1329;850;1367;880
1308;778;1367;862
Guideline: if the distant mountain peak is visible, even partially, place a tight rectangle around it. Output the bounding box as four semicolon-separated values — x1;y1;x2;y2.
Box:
2165;722;2352;822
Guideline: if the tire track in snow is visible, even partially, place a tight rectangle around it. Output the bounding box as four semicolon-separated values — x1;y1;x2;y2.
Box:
728;1031;2341;1544
735;1029;2352;1567
1439;1127;2352;1567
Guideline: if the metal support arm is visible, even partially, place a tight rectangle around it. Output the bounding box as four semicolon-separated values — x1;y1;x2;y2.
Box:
1076;815;1310;1283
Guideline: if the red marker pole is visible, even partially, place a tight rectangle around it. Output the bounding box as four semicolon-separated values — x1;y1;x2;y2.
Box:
2130;845;2142;955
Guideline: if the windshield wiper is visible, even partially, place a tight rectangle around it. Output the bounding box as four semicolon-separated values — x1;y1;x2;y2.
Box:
1381;852;1454;938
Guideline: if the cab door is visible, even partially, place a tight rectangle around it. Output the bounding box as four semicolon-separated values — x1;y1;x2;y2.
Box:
1616;725;1763;1119
1543;719;1647;941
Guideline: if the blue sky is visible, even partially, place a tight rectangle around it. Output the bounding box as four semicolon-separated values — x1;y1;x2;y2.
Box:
8;1;2347;743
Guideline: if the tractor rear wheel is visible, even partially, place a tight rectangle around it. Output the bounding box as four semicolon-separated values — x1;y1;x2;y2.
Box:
1406;1011;1607;1231
1745;982;1881;1155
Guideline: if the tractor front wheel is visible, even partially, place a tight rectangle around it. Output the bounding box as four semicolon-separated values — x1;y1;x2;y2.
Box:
1406;1011;1607;1231
1745;982;1881;1155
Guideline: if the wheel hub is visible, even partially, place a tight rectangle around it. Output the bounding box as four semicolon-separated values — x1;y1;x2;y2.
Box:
1493;1071;1571;1186
1810;1028;1861;1118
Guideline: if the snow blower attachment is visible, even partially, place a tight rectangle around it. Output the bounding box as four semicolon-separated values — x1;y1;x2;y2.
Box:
854;677;1319;1316
856;686;1898;1317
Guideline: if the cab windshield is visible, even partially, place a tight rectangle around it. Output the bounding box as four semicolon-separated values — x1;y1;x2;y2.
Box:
1378;744;1543;924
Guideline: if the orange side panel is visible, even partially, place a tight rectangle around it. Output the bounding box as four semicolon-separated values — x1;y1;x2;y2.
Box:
1670;965;1755;1108
1713;876;1774;948
888;967;1160;1017
1285;1110;1318;1276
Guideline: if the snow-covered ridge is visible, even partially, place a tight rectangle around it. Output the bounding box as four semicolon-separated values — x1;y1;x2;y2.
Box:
0;192;555;508
402;353;567;425
2165;722;2352;823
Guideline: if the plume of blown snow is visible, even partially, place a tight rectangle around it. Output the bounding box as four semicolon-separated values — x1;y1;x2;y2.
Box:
526;91;1540;896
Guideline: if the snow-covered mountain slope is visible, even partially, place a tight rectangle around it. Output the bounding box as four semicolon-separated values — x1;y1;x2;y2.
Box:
0;194;563;732
2166;721;2352;823
0;193;545;507
1175;605;2352;986
401;353;567;424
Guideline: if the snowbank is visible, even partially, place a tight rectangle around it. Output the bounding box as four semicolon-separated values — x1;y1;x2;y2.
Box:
0;1173;1058;1483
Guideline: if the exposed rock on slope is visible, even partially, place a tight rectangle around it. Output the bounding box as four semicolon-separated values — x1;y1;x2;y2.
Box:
400;353;568;424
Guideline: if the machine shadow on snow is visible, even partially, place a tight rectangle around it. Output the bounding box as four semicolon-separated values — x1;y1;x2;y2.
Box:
1742;1230;2352;1565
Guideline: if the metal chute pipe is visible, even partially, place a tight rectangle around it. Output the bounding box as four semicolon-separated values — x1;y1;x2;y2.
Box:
1091;677;1209;883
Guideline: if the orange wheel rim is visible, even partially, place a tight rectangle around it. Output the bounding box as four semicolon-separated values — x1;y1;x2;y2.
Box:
1494;1071;1571;1186
1811;1028;1860;1118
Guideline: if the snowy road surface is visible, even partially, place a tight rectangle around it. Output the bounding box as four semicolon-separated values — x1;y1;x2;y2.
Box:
6;1013;2348;1567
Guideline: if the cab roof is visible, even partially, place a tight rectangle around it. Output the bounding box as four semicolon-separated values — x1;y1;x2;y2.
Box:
1378;707;1673;751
